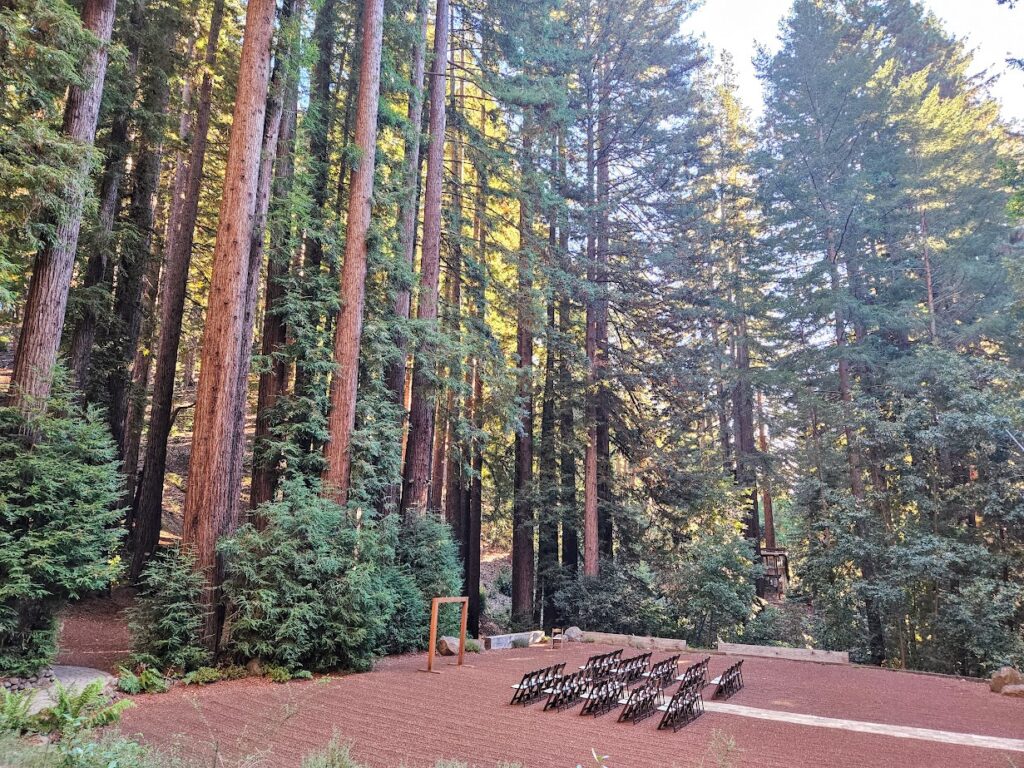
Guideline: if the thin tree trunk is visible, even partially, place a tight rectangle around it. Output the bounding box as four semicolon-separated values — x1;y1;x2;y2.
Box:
7;0;117;415
323;0;386;502
512;122;535;626
401;0;449;517
129;0;226;582
67;0;146;392
582;73;599;577
382;0;429;514
181;0;277;649
537;287;559;630
595;63;612;558
251;5;303;512
756;390;776;551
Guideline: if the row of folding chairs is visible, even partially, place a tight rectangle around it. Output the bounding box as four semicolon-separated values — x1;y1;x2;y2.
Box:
675;655;710;688
710;659;744;699
509;662;566;705
578;648;622;681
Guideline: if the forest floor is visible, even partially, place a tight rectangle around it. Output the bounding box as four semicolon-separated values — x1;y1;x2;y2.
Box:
55;599;1024;768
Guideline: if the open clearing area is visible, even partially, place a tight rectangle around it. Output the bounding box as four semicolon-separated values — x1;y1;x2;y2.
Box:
117;642;1024;768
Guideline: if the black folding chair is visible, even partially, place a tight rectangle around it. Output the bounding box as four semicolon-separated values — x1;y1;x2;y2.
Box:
642;654;680;689
580;675;626;717
617;652;652;685
657;679;704;731
711;659;744;700
510;662;565;705
543;669;589;711
617;681;661;724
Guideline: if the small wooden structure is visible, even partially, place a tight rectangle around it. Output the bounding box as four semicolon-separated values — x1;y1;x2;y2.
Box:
422;596;469;673
760;548;790;594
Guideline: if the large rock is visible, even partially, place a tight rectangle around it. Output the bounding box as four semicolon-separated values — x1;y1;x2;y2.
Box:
990;666;1023;693
437;636;461;656
564;626;584;643
1002;684;1024;698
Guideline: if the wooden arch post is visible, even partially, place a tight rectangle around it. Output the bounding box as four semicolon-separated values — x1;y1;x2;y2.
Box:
422;596;469;673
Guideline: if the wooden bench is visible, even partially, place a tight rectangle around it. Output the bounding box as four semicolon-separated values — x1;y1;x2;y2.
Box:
710;659;744;700
657;679;704;731
617;681;661;724
579;648;623;681
675;655;710;687
543;668;589;711
510;662;565;705
641;654;680;689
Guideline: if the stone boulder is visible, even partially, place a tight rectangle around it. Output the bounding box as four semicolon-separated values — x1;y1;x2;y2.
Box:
564;626;584;643
990;666;1023;693
1002;684;1024;698
437;636;461;656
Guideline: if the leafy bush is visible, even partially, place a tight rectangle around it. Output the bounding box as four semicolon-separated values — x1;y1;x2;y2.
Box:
116;666;168;694
220;479;393;673
126;546;209;672
511;637;529;649
264;665;293;684
494;566;512;597
393;513;463;639
0;375;124;675
181;666;222;686
553;561;669;637
0;688;35;733
33;681;133;741
301;739;367;768
464;639;482;653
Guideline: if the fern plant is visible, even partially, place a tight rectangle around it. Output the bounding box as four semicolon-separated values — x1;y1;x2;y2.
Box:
34;681;133;740
0;688;36;733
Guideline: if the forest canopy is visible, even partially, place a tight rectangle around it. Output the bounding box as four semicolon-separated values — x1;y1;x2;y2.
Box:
0;0;1022;679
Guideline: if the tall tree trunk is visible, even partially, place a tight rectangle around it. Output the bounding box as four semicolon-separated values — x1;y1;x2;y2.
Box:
381;0;429;513
7;0;117;415
512;123;535;626
323;0;386;502
595;63;612;558
732;314;761;595
291;0;338;423
181;0;276;650
401;0;449;517
129;0;226;582
226;0;303;524
109;73;170;457
756;390;776;551
67;0;147;393
537;289;559;631
251;5;303;512
582;73;599;577
828;236;884;665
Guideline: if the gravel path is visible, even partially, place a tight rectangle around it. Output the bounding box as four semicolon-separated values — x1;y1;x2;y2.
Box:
115;643;1024;768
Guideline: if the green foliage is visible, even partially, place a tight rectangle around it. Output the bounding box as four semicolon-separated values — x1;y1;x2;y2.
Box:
0;689;36;733
220;479;392;673
33;681;132;741
511;637;529;649
0;374;124;675
116;667;168;695
392;514;463;640
126;547;209;673
494;566;512;598
553;561;669;638
263;665;293;684
464;639;482;653
180;667;221;686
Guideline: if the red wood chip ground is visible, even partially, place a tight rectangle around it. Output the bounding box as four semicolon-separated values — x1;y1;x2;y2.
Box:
112;641;1023;767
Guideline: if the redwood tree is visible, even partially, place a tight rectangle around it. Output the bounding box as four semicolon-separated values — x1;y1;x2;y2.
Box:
180;0;277;648
7;0;117;415
323;0;387;503
401;0;449;516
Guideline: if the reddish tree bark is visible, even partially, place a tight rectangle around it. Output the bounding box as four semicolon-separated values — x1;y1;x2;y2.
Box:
401;0;449;517
323;0;386;503
512;124;535;625
251;4;304;512
7;0;117;415
181;0;277;649
129;0;226;582
381;0;430;514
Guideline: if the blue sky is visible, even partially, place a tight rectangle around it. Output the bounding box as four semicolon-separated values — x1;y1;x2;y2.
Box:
682;0;1024;124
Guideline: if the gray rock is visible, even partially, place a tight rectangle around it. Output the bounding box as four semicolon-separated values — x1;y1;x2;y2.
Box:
990;666;1023;693
564;626;584;642
437;636;461;656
